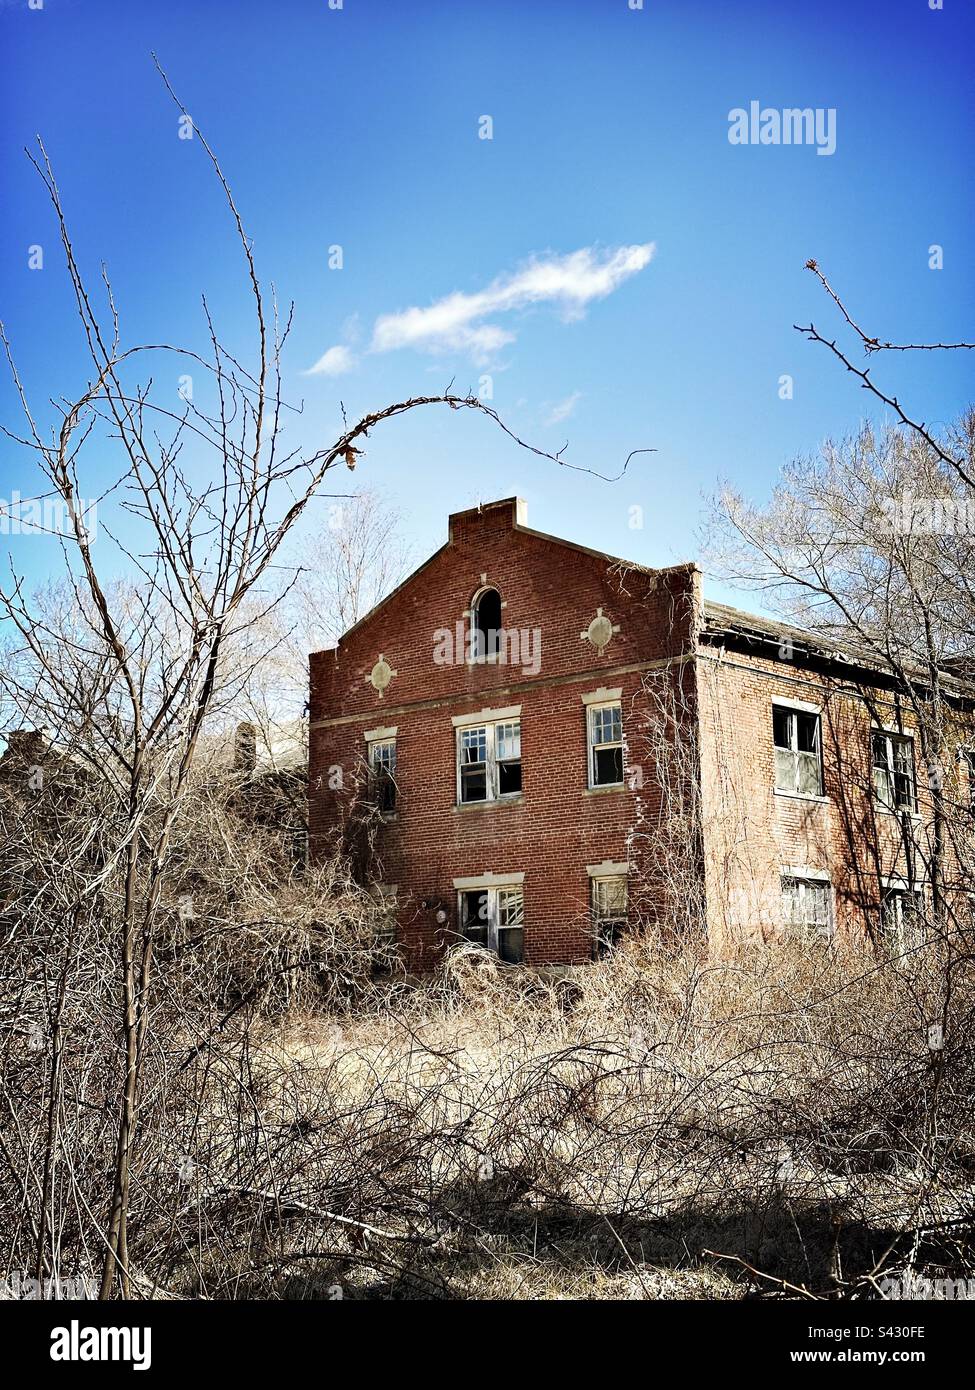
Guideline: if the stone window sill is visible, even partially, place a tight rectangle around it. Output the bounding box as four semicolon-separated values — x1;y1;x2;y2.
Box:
773;789;829;805
453;795;524;811
876;805;922;822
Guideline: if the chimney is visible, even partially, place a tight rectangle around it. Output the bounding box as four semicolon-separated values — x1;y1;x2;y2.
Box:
448;496;526;548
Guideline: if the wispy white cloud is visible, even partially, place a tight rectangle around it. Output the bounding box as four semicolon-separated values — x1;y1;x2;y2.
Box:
543;391;583;426
303;344;358;377
304;243;655;374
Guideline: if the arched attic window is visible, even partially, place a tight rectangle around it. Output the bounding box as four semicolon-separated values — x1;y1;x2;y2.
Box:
471;586;503;659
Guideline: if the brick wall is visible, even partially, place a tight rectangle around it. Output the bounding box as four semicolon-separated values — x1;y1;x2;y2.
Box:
696;637;972;946
308;497;700;968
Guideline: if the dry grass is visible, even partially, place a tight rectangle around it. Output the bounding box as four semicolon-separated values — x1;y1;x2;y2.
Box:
180;927;973;1300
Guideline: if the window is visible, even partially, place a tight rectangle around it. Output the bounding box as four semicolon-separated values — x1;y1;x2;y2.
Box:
588;702;624;787
471;587;502;659
369;738;397;814
591;875;628;956
460;889;488;948
458;886;524;963
459;726;487;802
497;887;524;964
880;886;924;949
495;722;522;796
772;705;823;796
872;730;917;813
371;886;399;975
961;748;975;811
457;719;522;803
781;875;833;939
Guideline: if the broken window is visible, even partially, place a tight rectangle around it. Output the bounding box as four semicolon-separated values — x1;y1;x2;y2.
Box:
457;719;522;803
496;721;522;796
460;890;489;948
471;587;503;659
459;726;488;802
591;875;628;957
369;738;397;814
497;886;524;964
772;705;823;796
588;702;624;787
459;885;524;963
880;886;924;951
780;875;833;939
872;730;916;813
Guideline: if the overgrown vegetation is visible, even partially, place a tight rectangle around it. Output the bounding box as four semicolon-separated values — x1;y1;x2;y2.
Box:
3;757;971;1302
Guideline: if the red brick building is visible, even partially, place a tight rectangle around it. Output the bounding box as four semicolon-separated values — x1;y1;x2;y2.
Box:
308;497;973;968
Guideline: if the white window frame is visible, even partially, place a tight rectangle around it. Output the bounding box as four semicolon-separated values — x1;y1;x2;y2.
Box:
960;746;975;811
591;875;628;917
587;701;624;789
780;871;834;939
772;699;824;797
879;880;925;949
368;736;397;813
455;717;522;804
872;727;917;814
591;875;628;950
455;883;524;962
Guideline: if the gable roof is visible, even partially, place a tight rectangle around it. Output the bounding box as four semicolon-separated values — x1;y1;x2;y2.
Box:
311;496;689;656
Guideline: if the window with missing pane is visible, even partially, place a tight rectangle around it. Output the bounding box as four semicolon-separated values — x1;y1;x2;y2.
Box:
589;703;623;787
872;731;916;813
369;738;397;814
496;886;524;964
457;718;522;803
458;885;524;964
460;890;489;948
772;705;823;796
495;722;522;796
471;587;502;659
459;727;488;802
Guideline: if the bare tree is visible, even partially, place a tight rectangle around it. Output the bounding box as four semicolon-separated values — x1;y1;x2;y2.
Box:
0;62;590;1298
223;490;416;751
795;259;975;487
712;258;975;932
292;489;415;649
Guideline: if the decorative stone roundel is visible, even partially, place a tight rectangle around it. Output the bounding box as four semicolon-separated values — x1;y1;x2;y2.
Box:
580;607;620;655
367;654;397;696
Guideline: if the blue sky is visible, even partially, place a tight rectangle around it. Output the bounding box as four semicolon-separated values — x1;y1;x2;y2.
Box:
1;0;973;607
